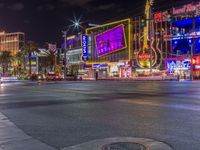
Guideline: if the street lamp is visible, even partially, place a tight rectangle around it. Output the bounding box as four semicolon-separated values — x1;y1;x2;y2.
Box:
62;17;82;80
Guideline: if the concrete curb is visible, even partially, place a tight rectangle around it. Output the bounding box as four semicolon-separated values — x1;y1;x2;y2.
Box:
61;137;173;150
0;112;57;150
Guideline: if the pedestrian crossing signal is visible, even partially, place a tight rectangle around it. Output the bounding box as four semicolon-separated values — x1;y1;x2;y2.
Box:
141;15;146;27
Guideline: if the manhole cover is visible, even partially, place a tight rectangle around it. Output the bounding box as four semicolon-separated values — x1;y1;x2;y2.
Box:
102;142;146;150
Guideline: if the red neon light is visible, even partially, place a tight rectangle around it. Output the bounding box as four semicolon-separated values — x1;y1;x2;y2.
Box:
138;54;150;60
154;12;162;23
192;56;200;65
173;3;200;15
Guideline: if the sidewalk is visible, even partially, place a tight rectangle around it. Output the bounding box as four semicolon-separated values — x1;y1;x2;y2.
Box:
0;112;57;150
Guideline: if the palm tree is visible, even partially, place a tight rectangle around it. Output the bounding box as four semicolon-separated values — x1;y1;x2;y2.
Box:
21;41;39;75
13;51;26;76
0;51;13;74
43;43;57;71
39;56;50;74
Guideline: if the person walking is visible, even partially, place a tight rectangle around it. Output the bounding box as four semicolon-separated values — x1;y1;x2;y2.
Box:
95;71;98;81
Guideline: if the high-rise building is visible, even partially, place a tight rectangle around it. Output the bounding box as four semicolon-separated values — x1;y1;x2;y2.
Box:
0;31;25;55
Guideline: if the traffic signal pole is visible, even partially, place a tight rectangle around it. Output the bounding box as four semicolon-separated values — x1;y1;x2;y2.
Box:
149;1;153;76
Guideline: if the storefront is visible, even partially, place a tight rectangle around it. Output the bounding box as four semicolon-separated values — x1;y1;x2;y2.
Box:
84;61;132;79
85;19;132;79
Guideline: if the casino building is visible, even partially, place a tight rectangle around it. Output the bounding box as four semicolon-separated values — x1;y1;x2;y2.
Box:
85;18;133;79
155;1;200;80
81;0;200;80
61;35;85;76
132;0;200;80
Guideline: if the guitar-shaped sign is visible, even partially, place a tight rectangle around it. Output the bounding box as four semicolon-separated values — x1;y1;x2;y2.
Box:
136;0;160;68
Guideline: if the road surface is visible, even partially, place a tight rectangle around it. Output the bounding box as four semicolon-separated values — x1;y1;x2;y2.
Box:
0;80;200;150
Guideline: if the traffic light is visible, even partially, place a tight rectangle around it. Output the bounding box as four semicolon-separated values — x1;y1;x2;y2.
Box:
167;14;174;23
141;15;146;27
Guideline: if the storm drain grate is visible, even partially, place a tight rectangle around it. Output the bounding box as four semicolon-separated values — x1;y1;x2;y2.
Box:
102;142;146;150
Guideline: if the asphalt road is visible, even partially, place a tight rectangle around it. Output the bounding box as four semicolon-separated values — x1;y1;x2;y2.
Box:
0;80;200;150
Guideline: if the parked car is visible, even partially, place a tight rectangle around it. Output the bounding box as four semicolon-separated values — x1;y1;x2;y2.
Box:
46;72;62;81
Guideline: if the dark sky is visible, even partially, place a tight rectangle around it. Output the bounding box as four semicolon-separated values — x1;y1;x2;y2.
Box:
0;0;195;46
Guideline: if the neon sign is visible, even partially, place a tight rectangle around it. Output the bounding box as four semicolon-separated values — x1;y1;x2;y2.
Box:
154;11;168;23
82;34;88;61
138;54;151;60
166;59;190;74
92;64;108;69
173;2;200;15
95;25;127;56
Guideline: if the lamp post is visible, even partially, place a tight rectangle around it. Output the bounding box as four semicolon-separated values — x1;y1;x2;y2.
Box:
62;31;67;80
62;18;82;80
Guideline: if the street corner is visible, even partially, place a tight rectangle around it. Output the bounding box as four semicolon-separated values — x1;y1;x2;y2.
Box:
61;137;173;150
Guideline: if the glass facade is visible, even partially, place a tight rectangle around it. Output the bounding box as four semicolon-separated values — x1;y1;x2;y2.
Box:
0;32;25;55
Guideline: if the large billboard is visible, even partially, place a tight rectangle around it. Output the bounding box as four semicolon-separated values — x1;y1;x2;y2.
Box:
95;24;127;56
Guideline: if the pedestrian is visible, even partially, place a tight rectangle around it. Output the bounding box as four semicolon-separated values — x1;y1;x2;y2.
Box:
184;73;186;80
95;71;98;81
177;74;180;81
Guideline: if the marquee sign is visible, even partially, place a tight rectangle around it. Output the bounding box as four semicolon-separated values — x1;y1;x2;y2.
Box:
82;34;88;61
166;59;190;74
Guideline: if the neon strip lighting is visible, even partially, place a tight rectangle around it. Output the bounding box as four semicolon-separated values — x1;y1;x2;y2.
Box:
86;18;131;33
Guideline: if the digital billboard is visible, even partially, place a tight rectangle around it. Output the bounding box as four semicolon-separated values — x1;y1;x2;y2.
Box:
165;58;190;74
95;24;127;56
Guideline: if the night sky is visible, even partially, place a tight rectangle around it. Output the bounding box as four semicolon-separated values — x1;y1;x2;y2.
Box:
0;0;196;47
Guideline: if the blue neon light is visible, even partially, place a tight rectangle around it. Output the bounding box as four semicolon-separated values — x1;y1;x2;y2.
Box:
93;64;108;69
173;16;200;28
188;39;192;44
173;41;178;46
82;34;88;61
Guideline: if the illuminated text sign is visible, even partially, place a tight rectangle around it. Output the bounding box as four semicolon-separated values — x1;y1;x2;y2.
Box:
82;34;88;61
173;2;200;15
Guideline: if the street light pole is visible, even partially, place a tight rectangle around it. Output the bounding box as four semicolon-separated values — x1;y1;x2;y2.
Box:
149;0;153;75
62;31;67;80
62;18;82;80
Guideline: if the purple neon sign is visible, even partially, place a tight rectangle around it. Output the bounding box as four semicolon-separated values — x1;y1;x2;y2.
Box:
95;25;127;56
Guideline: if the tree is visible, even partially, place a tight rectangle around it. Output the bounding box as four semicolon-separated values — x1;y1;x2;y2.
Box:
39;56;50;74
13;51;26;76
43;43;57;71
21;41;39;75
0;51;13;74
